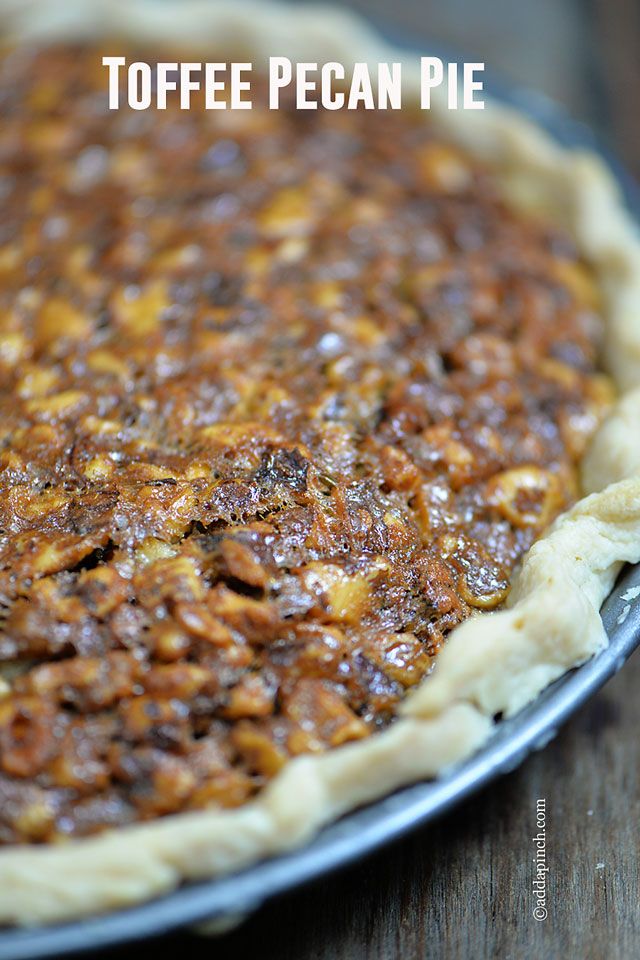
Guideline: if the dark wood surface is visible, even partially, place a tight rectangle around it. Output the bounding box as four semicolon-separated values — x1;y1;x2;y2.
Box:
90;2;640;958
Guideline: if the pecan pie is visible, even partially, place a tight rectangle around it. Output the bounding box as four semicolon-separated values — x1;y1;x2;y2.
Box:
1;0;640;929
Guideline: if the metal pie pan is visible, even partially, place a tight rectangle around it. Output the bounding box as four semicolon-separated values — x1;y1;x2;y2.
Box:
1;36;640;960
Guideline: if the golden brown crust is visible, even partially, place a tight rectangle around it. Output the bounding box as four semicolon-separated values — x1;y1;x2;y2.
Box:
1;0;640;927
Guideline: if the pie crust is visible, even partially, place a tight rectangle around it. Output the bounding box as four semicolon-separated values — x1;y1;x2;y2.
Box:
1;0;640;927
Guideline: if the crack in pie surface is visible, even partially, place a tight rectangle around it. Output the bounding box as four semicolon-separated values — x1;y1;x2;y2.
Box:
0;0;640;928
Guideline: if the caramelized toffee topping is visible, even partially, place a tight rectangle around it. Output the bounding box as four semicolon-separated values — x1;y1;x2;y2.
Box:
0;47;612;841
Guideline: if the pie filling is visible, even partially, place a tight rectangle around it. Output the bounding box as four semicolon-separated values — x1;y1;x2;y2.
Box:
0;46;612;843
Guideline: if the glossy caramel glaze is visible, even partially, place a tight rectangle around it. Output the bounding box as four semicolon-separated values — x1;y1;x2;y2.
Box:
0;47;613;841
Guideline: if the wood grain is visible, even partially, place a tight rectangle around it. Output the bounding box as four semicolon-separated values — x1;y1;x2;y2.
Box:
589;0;640;177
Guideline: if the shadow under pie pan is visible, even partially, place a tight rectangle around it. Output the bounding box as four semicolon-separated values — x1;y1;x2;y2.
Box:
2;53;640;960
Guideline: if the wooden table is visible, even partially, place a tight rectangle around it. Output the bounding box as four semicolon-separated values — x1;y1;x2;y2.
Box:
91;2;640;957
